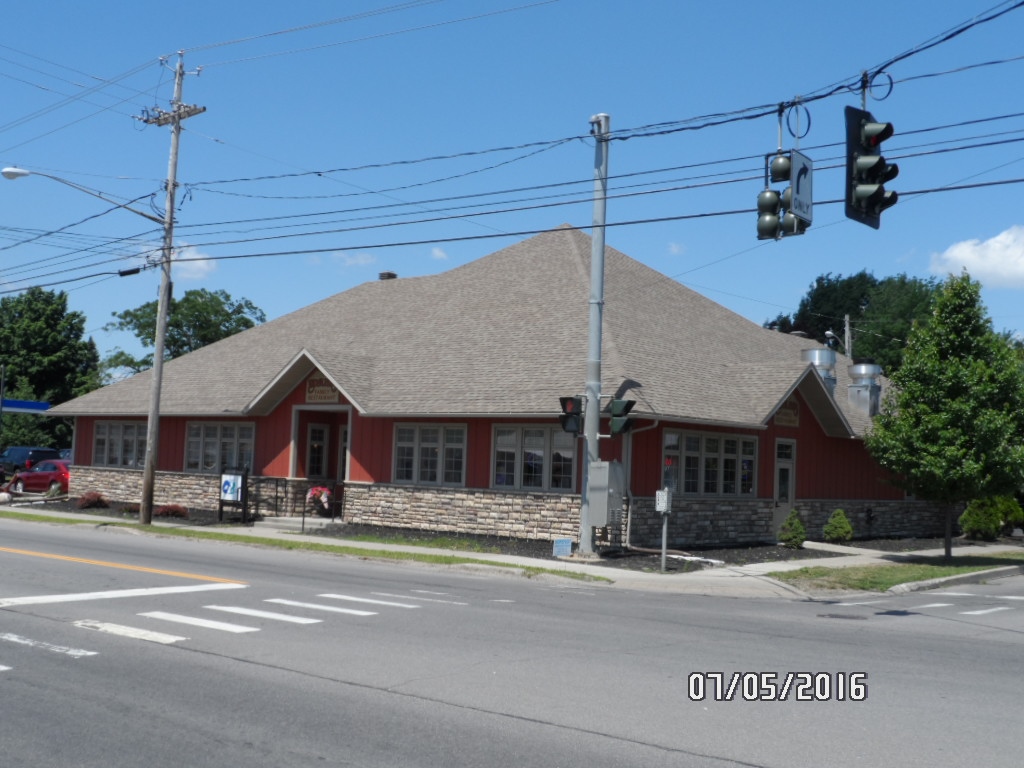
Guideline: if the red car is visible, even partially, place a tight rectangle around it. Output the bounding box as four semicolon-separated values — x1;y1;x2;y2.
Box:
9;459;70;495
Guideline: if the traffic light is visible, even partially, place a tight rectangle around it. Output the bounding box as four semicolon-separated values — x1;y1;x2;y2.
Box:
756;152;809;240
559;396;583;435
844;105;898;229
609;399;635;435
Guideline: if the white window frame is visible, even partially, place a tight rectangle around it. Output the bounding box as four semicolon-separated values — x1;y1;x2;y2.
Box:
393;424;466;487
491;425;577;492
93;421;147;468
185;422;255;475
662;430;757;497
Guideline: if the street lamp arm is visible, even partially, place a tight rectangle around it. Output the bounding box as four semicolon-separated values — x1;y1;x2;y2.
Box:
1;167;166;225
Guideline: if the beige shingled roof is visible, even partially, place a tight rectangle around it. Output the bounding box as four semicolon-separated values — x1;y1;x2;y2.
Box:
51;225;875;435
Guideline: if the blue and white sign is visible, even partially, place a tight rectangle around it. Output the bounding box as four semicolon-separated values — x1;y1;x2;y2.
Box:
220;473;243;502
789;149;813;225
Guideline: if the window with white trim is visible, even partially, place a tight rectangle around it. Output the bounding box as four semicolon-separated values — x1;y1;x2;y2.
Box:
492;426;576;491
93;421;147;468
185;422;254;474
662;431;756;496
394;425;466;486
307;423;329;479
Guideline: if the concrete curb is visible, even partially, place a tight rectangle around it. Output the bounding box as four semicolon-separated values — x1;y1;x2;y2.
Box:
887;564;1024;594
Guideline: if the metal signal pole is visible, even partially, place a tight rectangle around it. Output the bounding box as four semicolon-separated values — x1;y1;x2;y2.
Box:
578;113;610;558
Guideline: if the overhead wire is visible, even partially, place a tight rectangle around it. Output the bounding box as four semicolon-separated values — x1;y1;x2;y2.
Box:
4;1;1024;300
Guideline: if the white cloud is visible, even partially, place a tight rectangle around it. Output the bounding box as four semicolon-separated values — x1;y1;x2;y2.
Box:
338;252;375;267
431;247;448;260
930;225;1024;286
668;242;685;256
172;243;215;280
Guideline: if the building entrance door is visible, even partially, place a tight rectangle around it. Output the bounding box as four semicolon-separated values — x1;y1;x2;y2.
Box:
772;439;796;534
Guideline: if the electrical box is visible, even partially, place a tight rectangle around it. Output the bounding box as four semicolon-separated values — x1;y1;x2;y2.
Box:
589;460;625;527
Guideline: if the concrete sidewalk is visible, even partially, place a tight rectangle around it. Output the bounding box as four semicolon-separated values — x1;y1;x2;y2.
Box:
4;503;1023;599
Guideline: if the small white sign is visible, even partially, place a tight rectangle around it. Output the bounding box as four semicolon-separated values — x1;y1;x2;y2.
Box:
655;488;672;513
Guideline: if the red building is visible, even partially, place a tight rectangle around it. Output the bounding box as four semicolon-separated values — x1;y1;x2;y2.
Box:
53;226;948;547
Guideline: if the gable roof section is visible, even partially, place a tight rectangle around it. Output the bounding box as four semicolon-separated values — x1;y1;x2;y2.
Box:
51;225;871;435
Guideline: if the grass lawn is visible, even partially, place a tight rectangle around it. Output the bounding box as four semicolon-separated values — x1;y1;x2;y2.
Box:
768;551;1024;592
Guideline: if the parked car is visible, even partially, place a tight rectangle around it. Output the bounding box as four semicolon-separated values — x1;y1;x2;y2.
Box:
0;446;61;483
8;459;71;495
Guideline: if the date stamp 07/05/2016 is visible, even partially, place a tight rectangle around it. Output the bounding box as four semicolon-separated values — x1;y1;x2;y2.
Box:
688;672;868;702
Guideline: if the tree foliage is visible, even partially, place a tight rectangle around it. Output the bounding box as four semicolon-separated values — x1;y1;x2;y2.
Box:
864;272;1024;557
0;287;100;447
765;270;939;375
102;288;266;374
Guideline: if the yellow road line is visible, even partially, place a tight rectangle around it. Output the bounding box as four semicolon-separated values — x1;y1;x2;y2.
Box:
0;546;246;584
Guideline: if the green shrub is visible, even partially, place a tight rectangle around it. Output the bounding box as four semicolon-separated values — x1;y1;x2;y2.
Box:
960;496;1023;540
76;492;109;509
778;509;806;549
823;508;854;543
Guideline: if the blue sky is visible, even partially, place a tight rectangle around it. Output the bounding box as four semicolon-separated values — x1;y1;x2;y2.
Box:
2;0;1023;368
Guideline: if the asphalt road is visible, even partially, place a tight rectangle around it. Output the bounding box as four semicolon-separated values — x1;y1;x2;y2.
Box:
2;518;1022;767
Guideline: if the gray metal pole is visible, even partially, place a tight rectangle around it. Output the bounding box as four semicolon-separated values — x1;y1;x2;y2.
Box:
578;113;610;558
139;55;185;525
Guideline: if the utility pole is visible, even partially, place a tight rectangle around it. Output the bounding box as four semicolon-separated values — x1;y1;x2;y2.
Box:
844;314;852;358
138;52;205;525
578;113;610;558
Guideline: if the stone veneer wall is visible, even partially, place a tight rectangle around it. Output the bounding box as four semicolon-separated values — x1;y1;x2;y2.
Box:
70;468;323;518
70;469;956;546
621;496;957;549
342;483;580;541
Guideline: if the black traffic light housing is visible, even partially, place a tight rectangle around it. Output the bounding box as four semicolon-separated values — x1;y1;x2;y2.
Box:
559;396;583;435
756;152;809;240
844;105;898;229
608;398;635;435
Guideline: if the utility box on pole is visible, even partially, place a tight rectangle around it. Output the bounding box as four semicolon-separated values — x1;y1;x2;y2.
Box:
588;460;625;528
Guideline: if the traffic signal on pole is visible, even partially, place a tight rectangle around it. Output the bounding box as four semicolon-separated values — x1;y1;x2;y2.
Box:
756;152;809;240
844;105;898;229
559;396;583;435
609;399;635;435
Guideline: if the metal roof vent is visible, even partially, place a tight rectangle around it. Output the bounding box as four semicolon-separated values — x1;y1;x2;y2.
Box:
848;361;883;417
802;348;837;396
379;271;397;280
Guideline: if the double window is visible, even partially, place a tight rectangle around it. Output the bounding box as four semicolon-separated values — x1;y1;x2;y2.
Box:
185;423;254;474
93;422;147;468
394;425;466;486
493;426;576;492
662;431;756;496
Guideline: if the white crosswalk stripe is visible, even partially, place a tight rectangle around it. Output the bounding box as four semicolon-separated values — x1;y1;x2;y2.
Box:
319;593;420;608
264;598;376;616
140;611;260;633
204;605;322;624
0;664;11;672
74;620;188;644
371;591;468;606
960;606;1013;616
1;632;97;658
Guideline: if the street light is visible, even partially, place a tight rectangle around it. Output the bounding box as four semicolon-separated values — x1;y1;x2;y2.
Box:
1;167;165;225
2;165;175;526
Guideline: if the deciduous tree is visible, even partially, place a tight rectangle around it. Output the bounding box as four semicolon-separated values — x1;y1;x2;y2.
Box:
864;272;1024;557
0;287;99;447
102;288;266;375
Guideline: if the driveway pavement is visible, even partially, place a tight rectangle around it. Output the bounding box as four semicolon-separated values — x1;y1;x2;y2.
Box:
5;503;1023;599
